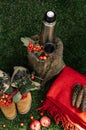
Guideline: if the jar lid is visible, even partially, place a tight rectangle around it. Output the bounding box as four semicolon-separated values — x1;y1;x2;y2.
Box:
44;11;56;23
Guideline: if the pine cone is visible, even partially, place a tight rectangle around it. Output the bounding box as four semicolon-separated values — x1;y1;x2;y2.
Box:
80;86;86;112
72;84;86;112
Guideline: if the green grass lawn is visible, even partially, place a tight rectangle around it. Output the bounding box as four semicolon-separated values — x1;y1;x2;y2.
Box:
0;0;86;129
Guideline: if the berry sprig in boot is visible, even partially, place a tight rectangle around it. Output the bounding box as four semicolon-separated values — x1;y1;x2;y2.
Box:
11;66;41;114
0;70;17;120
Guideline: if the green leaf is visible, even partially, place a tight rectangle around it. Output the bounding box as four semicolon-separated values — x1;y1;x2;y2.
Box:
32;81;40;87
20;85;30;95
13;92;22;103
6;87;13;94
21;37;35;47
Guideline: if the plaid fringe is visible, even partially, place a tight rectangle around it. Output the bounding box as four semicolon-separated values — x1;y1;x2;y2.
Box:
37;99;80;130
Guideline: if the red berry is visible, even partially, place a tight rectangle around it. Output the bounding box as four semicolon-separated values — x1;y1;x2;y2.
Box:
29;42;34;47
19;122;24;127
33;47;36;51
40;112;44;116
40;100;44;103
31;76;35;80
43;56;47;60
2;124;6;128
30;120;41;130
39;56;43;60
40;116;51;127
30;115;34;120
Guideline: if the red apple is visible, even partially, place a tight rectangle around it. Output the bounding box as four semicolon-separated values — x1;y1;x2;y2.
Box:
40;116;51;127
30;120;41;130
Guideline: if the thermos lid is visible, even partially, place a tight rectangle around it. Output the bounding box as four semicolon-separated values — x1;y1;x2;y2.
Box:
44;11;56;23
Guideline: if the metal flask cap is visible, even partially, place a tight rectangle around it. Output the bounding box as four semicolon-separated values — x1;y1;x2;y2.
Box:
44;11;56;23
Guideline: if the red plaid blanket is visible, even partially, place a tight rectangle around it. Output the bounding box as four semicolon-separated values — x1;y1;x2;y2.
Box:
38;66;86;130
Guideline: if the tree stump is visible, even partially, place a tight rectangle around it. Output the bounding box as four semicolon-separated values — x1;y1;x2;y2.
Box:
22;35;65;87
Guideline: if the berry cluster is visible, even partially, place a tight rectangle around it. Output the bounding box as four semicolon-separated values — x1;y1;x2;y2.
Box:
0;94;12;106
28;42;48;60
28;42;43;52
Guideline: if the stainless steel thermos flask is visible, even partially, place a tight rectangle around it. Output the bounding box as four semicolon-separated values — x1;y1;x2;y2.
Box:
41;11;56;55
41;11;56;44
